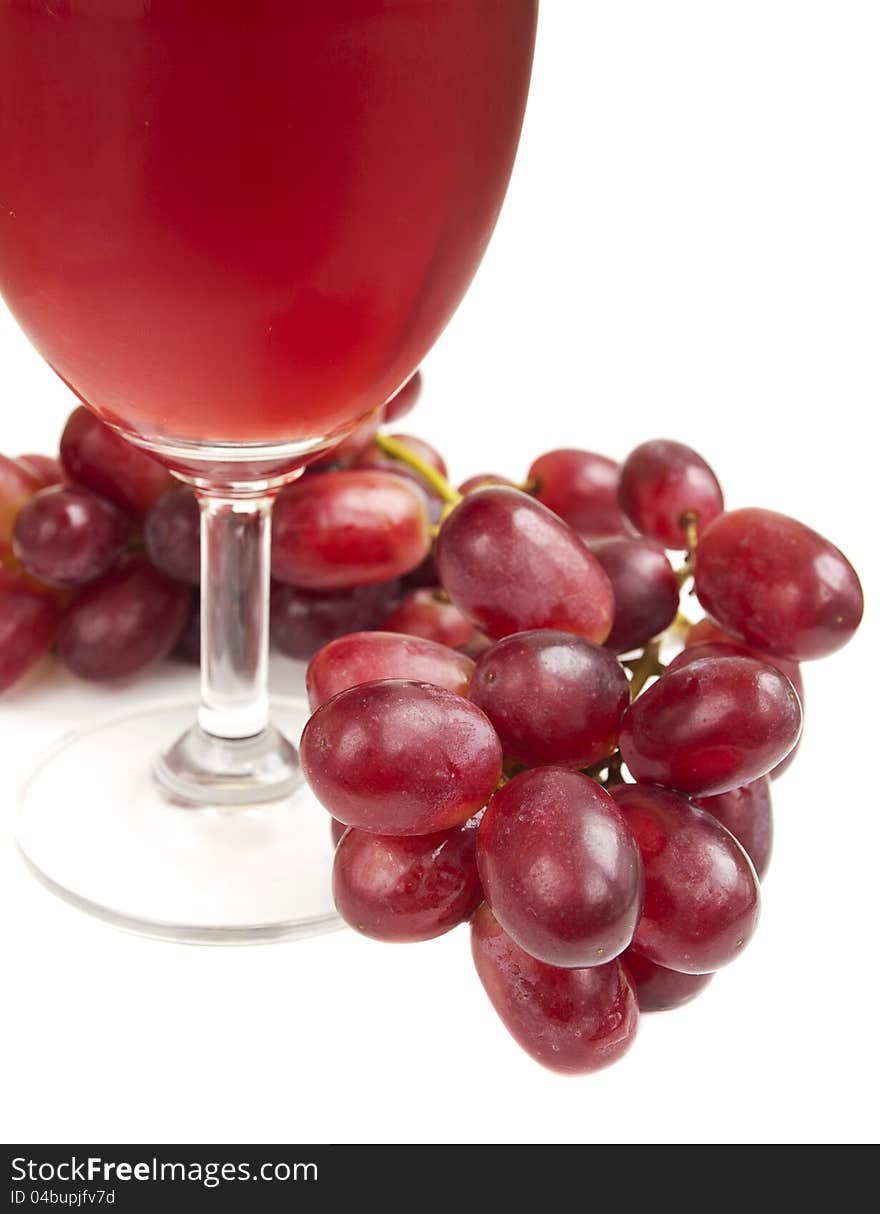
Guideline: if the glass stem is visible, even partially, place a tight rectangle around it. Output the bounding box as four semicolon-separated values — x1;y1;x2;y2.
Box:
197;493;273;740
155;485;298;807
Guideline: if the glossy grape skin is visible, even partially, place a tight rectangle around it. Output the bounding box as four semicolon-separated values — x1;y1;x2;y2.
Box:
16;454;65;489
675;627;804;778
619;655;802;796
0;569;58;693
270;579;400;662
382;588;477;649
352;440;446;521
611;783;760;973
621;948;713;1011
349;456;441;512
435;487;615;643
0;452;42;553
301;680;503;835
694;776;773;880
468;631;629;768
694;508;863;661
382;370;423;424
471;903;639;1075
59;407;172;517
271;470;430;590
590;536;680;654
618;439;723;549
306;630;474;711
333;821;482;942
330;818;349;847
528;448;627;539
144;486;201;585
477;769;643;968
57;558;189;680
458;473;517;495
13;485;129;588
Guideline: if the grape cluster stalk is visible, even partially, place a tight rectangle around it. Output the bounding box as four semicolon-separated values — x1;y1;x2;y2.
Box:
0;372;864;1075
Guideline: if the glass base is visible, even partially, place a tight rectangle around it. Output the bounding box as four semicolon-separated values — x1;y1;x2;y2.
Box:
15;697;343;945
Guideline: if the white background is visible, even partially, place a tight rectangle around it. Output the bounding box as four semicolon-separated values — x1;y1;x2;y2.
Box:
1;2;878;1145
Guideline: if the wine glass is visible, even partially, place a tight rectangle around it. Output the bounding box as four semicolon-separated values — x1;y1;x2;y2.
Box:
0;0;538;942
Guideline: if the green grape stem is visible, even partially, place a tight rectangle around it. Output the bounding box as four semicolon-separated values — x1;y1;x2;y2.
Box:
626;640;664;701
373;434;462;507
675;511;700;587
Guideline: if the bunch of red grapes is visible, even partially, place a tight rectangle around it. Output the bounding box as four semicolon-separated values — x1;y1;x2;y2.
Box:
0;375;864;1077
0;374;426;688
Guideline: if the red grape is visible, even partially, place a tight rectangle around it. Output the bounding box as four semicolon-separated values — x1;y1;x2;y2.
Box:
306;630;474;711
382;588;477;649
471;903;639;1075
57;558;189;680
528;448;627;539
468;630;629;768
694;508;863;661
144;486;201;585
382;370;423;424
301;680;503;835
611;783;760;973
590;535;680;654
13;485;129;588
621;948;713;1011
271;470;430;590
619;655;801;795
352;437;447;519
458;473;517;495
0;569;58;693
60;406;172;517
673;629;804;777
270;579;401;661
477;768;643;968
618;439;723;549
16;454;64;489
330;818;349;847
694;776;773;880
333;821;481;942
684;618;804;699
0;452;42;553
435;487;615;643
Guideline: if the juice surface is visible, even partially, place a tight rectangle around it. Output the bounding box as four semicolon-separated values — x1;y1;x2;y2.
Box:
0;0;536;447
